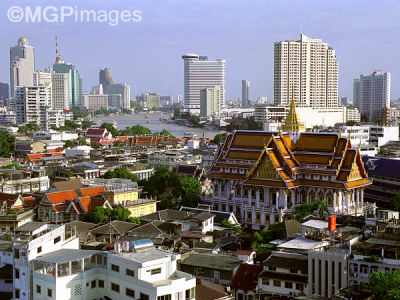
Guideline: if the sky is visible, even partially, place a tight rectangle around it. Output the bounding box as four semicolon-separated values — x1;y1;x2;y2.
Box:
1;0;400;102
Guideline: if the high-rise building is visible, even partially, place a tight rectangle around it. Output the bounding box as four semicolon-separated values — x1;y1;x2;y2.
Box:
10;37;35;98
83;93;109;111
106;83;131;109
52;73;71;110
53;62;82;108
14;86;51;129
33;70;53;106
139;93;160;109
339;96;348;106
0;83;9;105
182;54;226;114
354;71;391;121
353;79;360;109
242;80;250;107
99;67;114;90
274;34;339;108
200;85;221;118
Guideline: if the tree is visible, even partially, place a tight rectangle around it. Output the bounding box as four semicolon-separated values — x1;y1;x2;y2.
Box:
103;167;139;182
315;199;329;219
64;140;75;148
100;122;120;137
346;120;357;126
120;125;152;136
0;130;15;157
390;192;400;212
180;177;202;207
212;133;227;145
72;108;89;120
81;121;94;130
159;129;174;138
77;138;88;146
18;122;39;134
367;270;400;300
113;141;125;147
84;206;140;224
90;142;101;149
293;203;314;221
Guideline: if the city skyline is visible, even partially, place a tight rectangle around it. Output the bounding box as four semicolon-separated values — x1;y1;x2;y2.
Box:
0;0;400;102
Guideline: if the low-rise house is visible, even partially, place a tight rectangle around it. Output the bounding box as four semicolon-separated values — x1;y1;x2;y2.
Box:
85;128;114;146
32;239;196;300
257;251;308;298
0;209;34;232
0;168;49;194
65;145;92;158
231;263;263;300
180;206;240;227
174;165;205;180
88;220;139;242
196;278;232;300
179;252;242;285
26;152;64;166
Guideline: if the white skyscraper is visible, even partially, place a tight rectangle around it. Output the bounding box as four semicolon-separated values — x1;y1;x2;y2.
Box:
200;85;221;118
354;71;391;121
33;70;53;106
14;86;51;129
242;80;250;107
182;54;225;114
274;34;339;108
52;73;71;110
10;37;35;98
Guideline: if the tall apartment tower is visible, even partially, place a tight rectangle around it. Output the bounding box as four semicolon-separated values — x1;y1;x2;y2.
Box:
99;67;114;90
242;80;250;107
274;34;339;108
182;54;226;114
354;71;391;121
200;85;221;118
353;79;360;109
52;73;71;110
10;37;35;98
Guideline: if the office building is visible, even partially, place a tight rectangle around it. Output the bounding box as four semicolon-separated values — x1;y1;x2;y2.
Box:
182;54;226;114
139;93;161;109
33;70;53;107
52;73;70;110
354;71;391;121
10;37;35;98
106;83;131;109
274;34;338;108
108;94;123;110
346;107;361;123
242;80;250;107
99;67;114;90
0;82;9;105
14;86;51;130
53;61;82;108
339;96;348;106
353;79;360;109
200;85;221;118
83;93;109;111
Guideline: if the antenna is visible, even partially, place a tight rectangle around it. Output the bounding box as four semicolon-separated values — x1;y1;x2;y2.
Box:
55;36;60;63
300;25;303;35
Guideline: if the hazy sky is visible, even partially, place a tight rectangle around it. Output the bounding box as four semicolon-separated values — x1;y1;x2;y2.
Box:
1;0;399;102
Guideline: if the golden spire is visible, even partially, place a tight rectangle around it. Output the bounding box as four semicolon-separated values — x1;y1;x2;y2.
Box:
281;87;305;131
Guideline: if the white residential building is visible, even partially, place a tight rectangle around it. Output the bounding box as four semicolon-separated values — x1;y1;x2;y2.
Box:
254;105;288;123
340;125;399;147
32;239;196;300
33;70;53;103
45;109;66;130
83;93;109;111
10;38;35;98
52;73;70;110
14;86;51;130
200;85;221;118
274;34;339;108
345;107;361;122
0;222;78;300
182;54;226;114
355;71;391;121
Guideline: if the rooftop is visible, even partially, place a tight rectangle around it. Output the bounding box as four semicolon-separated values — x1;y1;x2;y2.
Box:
180;253;242;271
35;249;102;264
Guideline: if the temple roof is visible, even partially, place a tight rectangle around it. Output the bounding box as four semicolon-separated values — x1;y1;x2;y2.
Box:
280;96;305;131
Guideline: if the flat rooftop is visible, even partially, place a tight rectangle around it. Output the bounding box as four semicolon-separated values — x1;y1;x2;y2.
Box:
35;249;103;264
116;248;174;263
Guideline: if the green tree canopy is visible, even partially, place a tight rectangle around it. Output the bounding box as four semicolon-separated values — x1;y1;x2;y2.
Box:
100;122;120;137
103;167;139;182
159;129;174;138
212;133;227;145
84;206;140;224
120;125;152;136
113;141;126;147
72;108;89;120
64;140;75;148
391;192;400;212
0;130;15;158
367;270;400;300
18;122;40;134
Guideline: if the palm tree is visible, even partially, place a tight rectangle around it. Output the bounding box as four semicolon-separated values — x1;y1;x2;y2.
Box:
315;199;329;219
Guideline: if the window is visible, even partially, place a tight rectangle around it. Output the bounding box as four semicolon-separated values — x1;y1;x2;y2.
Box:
126;288;135;298
151;268;161;275
268;266;276;271
37;246;42;254
86;282;89;287
296;283;304;291
140;293;149;300
36;285;41;294
111;283;120;293
158;295;171;300
111;264;120;272
126;268;135;277
53;236;61;244
285;281;293;289
290;269;298;274
15;269;19;279
91;280;96;288
185;287;194;299
98;280;104;288
14;249;19;259
262;278;269;285
47;288;52;297
15;289;20;299
273;280;281;287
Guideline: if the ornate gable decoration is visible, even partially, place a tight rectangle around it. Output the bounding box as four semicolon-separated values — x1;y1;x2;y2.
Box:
256;152;280;180
348;159;362;181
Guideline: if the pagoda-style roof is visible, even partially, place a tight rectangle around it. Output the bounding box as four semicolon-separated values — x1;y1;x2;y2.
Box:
280;96;305;131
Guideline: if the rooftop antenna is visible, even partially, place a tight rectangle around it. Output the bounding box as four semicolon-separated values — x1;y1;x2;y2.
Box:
55;36;60;63
300;25;303;35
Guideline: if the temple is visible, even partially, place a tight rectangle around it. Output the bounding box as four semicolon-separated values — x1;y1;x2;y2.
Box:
204;101;375;229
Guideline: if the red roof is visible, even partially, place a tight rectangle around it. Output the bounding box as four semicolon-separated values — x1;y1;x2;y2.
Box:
116;136;129;142
79;186;107;198
86;128;107;136
235;250;254;256
77;196;91;213
27;152;64;163
231;263;264;292
46;190;78;205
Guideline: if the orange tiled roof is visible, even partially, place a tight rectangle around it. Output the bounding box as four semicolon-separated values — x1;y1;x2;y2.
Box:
295;133;338;152
46;190;79;205
79;186;107;198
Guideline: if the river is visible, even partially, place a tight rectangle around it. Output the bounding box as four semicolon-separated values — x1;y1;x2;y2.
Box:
93;112;225;139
